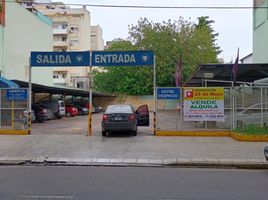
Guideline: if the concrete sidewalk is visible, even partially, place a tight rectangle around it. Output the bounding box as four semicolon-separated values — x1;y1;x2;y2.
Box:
0;134;267;168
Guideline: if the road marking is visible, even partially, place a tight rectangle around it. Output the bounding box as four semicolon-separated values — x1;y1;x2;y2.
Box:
16;195;74;199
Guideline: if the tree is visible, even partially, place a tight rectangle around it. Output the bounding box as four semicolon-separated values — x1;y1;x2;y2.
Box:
93;40;153;95
93;17;221;95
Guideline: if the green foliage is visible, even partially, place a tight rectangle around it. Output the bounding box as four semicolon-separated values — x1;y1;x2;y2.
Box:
93;40;153;95
234;124;268;135
93;16;221;95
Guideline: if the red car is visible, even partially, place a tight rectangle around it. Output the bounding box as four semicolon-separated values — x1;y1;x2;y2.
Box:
65;104;78;117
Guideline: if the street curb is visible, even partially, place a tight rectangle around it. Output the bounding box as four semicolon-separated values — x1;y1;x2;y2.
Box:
0;157;268;169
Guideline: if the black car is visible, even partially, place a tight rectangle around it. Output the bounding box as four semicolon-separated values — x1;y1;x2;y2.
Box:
32;104;52;123
101;104;150;136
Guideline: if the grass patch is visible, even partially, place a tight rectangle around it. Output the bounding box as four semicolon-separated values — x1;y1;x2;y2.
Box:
234;124;268;135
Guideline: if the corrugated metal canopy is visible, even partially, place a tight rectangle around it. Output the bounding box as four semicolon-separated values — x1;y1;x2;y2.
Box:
0;77;19;88
184;63;268;87
12;80;113;97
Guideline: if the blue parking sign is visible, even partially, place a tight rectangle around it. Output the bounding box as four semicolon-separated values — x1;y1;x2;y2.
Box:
157;88;180;99
6;89;28;101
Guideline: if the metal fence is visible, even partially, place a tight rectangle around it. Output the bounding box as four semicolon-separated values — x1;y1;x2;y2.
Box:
0;88;29;130
156;87;268;131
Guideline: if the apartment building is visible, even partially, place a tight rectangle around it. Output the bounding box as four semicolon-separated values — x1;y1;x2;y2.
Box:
253;0;268;63
34;1;92;89
91;25;104;51
0;0;53;86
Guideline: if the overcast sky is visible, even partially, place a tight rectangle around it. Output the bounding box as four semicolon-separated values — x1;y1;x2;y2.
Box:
60;0;253;62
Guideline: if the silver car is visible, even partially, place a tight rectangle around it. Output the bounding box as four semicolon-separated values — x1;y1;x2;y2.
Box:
101;104;150;136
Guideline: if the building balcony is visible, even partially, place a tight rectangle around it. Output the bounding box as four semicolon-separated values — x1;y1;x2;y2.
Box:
53;28;68;35
53;41;68;47
53;77;67;85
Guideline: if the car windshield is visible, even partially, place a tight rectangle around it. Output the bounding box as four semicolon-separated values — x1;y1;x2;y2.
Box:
106;105;133;114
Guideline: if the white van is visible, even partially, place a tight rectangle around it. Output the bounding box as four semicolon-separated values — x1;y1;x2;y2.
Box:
40;100;65;119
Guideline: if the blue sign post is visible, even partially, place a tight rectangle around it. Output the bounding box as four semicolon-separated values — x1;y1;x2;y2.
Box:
31;51;90;67
92;51;154;66
6;89;28;101
157;88;180;100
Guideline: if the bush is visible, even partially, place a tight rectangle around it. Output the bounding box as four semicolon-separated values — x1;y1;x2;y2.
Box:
234;124;268;135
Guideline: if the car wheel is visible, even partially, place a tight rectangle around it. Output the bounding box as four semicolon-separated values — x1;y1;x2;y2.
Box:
78;110;83;115
102;131;106;137
38;119;44;123
57;116;62;119
66;112;72;117
52;114;56;120
132;130;137;136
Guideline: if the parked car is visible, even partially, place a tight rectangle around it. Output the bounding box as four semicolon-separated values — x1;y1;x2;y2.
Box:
216;102;268;129
66;101;89;115
40;100;65;119
32;103;53;123
101;104;150;137
264;145;268;161
65;104;78;117
75;101;103;113
93;103;103;113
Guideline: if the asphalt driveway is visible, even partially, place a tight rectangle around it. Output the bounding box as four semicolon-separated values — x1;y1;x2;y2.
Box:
31;114;153;136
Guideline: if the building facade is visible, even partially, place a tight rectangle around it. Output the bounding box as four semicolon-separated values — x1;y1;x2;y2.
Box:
35;2;92;89
91;25;104;51
253;0;268;63
0;0;53;86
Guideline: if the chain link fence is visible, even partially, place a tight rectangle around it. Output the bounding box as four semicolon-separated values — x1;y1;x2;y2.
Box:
156;87;268;131
0;88;29;131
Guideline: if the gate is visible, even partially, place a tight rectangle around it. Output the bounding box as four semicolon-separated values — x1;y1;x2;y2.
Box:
0;88;29;134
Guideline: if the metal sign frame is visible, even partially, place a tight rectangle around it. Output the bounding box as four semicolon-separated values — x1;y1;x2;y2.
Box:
29;50;156;135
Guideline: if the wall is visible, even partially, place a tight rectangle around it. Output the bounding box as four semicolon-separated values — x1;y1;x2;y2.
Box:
2;1;53;85
253;0;268;63
94;95;155;111
0;26;3;75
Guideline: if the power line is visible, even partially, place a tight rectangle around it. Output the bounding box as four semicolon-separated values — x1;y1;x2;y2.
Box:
4;0;267;10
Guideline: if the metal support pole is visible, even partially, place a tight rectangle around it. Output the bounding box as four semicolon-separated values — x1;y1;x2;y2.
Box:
88;51;92;136
153;55;156;135
261;87;263;126
232;83;235;130
204;80;208;130
11;100;14;128
28;58;32;134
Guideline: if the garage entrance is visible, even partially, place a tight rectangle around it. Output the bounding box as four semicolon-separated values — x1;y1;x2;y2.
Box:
29;50;155;136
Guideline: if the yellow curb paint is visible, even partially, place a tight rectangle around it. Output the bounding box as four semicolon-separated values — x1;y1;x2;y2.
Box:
231;132;268;142
156;130;231;137
156;130;268;141
0;129;29;135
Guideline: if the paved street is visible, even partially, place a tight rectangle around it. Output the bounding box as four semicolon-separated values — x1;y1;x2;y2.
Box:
0;166;268;200
0;113;267;166
0;114;266;167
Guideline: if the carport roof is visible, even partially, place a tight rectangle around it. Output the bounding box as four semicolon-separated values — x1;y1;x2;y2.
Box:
184;63;268;87
12;80;113;97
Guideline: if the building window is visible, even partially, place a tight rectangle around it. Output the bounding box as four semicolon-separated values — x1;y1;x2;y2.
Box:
253;0;267;29
77;81;84;88
69;26;79;33
70;39;79;46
